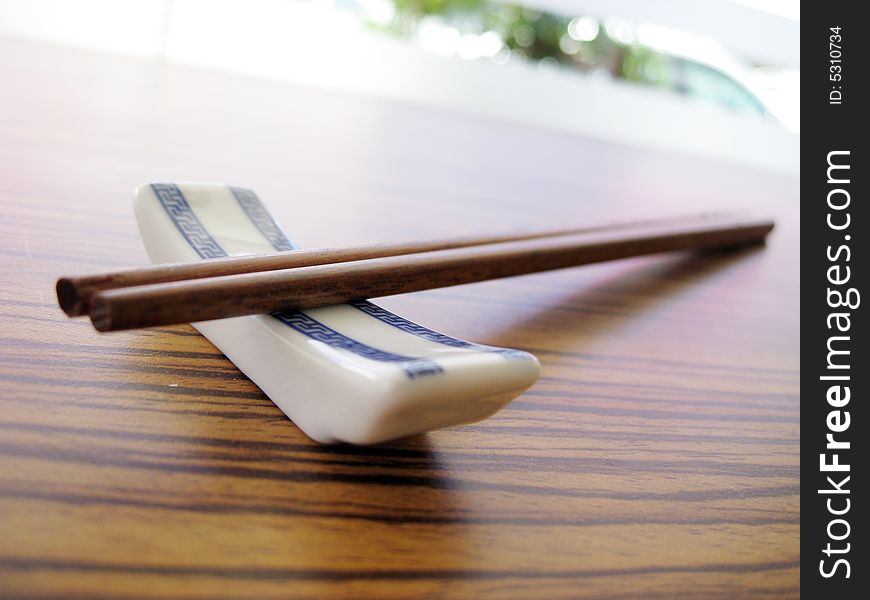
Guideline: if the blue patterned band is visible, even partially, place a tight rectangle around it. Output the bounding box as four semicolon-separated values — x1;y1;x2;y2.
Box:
225;184;531;363
349;300;529;360
151;183;443;378
270;311;442;379
230;187;297;252
151;184;225;259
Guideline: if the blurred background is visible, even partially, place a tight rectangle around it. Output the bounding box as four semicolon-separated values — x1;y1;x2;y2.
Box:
0;0;798;174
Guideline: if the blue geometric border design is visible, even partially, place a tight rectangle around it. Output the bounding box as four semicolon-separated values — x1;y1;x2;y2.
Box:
151;184;226;259
229;187;297;252
271;310;442;379
349;300;530;360
350;300;472;347
226;185;530;363
152;183;442;378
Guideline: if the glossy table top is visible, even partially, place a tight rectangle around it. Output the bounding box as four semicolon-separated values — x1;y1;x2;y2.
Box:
0;37;799;599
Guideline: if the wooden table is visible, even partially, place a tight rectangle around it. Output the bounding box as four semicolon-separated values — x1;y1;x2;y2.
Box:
0;38;799;599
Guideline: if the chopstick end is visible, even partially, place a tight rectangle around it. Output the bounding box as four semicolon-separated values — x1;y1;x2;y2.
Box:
56;277;87;317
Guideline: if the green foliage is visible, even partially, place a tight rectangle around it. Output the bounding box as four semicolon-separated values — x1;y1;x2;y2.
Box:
364;0;767;117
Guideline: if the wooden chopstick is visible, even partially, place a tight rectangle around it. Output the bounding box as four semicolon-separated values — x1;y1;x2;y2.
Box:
81;213;774;332
56;211;738;317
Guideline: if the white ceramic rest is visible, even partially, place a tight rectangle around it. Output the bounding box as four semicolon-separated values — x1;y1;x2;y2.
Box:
134;183;540;444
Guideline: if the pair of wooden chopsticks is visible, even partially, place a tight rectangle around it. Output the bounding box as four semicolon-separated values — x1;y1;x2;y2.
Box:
57;212;774;332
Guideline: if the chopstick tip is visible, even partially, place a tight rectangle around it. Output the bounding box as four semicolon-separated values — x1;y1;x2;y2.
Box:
56;277;86;317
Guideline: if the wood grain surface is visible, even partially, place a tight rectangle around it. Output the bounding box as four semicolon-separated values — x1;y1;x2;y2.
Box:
0;37;799;599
